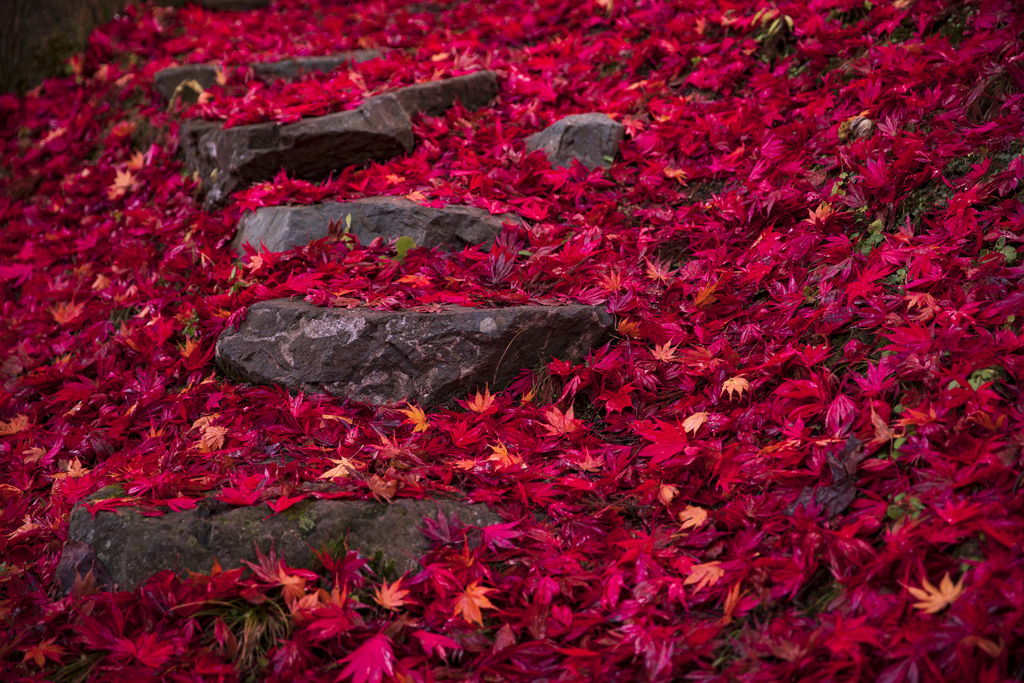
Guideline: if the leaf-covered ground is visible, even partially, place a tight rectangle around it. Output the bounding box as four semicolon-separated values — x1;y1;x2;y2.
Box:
2;0;1024;680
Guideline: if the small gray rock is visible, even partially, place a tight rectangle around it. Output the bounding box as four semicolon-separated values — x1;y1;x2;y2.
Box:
525;112;624;170
216;299;613;405
232;196;520;255
154;64;220;102
252;50;383;80
182;95;413;209
387;70;499;117
65;494;501;592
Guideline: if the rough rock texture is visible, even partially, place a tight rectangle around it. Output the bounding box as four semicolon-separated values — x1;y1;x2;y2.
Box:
232;196;519;255
154;64;221;101
182;95;413;208
65;490;501;592
525;113;625;170
253;50;382;80
388;70;498;117
1;0;128;94
216;299;613;405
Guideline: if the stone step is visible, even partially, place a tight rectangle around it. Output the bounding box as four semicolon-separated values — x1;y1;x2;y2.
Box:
154;50;382;102
232;196;520;255
182;72;498;208
62;489;500;592
182;96;413;208
525;112;624;170
216;299;613;406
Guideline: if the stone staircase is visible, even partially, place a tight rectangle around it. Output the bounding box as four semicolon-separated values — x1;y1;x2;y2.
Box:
61;7;628;593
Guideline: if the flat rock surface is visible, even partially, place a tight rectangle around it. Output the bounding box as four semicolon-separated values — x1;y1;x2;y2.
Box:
387;70;498;117
253;50;382;80
216;299;613;405
154;64;221;101
66;492;501;592
182;95;413;208
156;52;381;101
233;196;519;254
525;112;624;170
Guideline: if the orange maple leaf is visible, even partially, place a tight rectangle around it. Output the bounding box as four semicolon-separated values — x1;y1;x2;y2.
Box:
694;280;719;308
905;572;964;614
682;411;708;434
51;301;86;324
0;415;29;436
107;168;136;200
126;149;146;170
452;581;495;626
645;258;673;285
486;443;521;468
374;577;410;611
651;341;679;362
21;637;64;667
369;475;399;503
467;386;496;413
277;568;307;604
398;402;430;432
684;561;724;592
543;404;580;436
195;424;227;453
721;376;750;401
678;505;708;530
658;484;678;506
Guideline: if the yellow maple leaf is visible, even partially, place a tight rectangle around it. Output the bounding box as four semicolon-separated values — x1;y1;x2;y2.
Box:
682;411;708;434
106;168;135;200
684;561;724;592
91;274;112;291
405;190;427;203
399;402;430;433
453;581;495;626
374;577;410;611
678;505;708;530
906;572;964;614
0;415;30;436
721;376;750;401
385;173;406;185
319;458;358;480
467;386;496;413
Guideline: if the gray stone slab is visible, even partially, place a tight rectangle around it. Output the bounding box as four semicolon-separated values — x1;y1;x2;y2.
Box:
525;112;625;170
253;50;382;80
232;196;519;254
154;64;221;101
181;94;414;208
387;70;498;117
64;492;500;592
215;299;613;405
